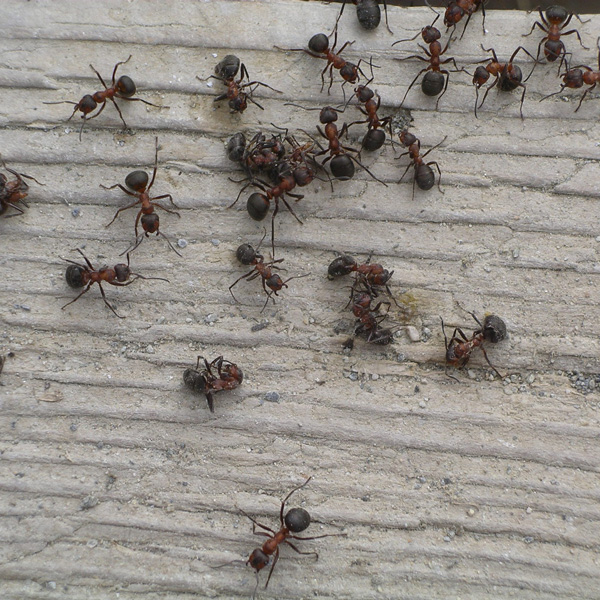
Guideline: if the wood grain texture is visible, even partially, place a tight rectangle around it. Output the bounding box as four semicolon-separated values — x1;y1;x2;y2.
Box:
1;1;600;599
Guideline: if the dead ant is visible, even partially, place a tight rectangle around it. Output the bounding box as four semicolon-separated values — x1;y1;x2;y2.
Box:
0;158;43;217
443;0;487;39
62;249;168;318
102;137;181;256
338;0;392;33
393;15;460;109
441;311;507;380
230;234;307;311
523;4;589;71
204;55;281;112
241;477;344;595
397;130;445;199
541;37;600;112
183;356;243;413
472;45;538;119
44;56;160;140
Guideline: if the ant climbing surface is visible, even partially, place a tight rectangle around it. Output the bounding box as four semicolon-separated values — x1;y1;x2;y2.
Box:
44;56;161;140
441;311;507;380
62;249;168;318
102;137;182;256
183;356;243;413
0;158;43;217
397;130;445;199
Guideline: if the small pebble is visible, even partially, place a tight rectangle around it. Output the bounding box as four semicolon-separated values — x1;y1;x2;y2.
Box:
46;582;57;590
418;400;426;409
71;208;81;217
467;369;477;379
526;507;532;514
177;238;188;249
70;424;77;432
406;326;420;342
204;314;218;323
371;373;379;381
349;372;358;381
264;391;280;403
211;238;220;246
396;353;406;362
526;374;535;384
467;508;476;517
251;321;269;332
596;236;600;242
512;248;520;258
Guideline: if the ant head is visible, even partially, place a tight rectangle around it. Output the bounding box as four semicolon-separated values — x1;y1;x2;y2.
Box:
215;54;240;80
266;273;284;292
246;193;270;221
308;33;329;54
330;155;355;180
227;133;247;162
353;292;372;309
65;264;86;288
355;85;374;103
141;213;160;234
236;243;260;265
227;364;244;384
247;548;269;572
362;128;386;151
482;315;507;344
183;368;208;394
472;66;491;87
125;170;149;192
284;507;311;533
399;130;417;147
116;75;136;97
328;255;357;279
319;106;339;124
421;25;441;44
78;94;98;115
113;263;131;283
545;4;568;24
422;71;446;96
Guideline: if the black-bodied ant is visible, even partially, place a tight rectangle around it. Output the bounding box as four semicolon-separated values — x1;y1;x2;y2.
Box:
441;311;507;380
443;0;487;38
62;249;168;318
397;130;445;199
227;131;287;183
0;158;43;217
472;46;538;120
204;55;281;113
338;0;392;33
393;15;460;108
44;56;160;140
523;5;589;71
102;137;181;256
348;83;393;152
183;356;243;412
328;253;395;301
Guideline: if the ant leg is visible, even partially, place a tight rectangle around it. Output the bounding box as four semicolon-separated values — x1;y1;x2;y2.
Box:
239;508;277;535
398;162;412;184
62;282;93;310
120;96;161;108
110;98;129;129
157;231;183;257
97;282;124;318
420;136;447;159
243;80;283;94
150;201;180;216
229;269;258;302
522;20;547;38
205;390;215;413
101;182;136;194
435;72;450;109
148;137;160;190
400;68;428;106
75;249;95;269
540;84;567;102
263;547;280;589
280;477;312;524
279;196;304;224
105;200;142;227
284;540;318;560
574;86;593;112
89;63;109;89
2;203;25;217
479;345;503;379
150;193;179;209
110;55;132;84
561;28;589;50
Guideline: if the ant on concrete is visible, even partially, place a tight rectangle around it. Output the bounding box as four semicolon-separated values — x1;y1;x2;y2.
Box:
541;37;600;112
338;0;392;33
241;477;344;595
344;292;394;349
102;137;181;256
205;55;281;113
183;356;243;413
397;130;445;199
472;45;538;119
62;249;167;318
227;131;287;183
0;158;43;217
328;253;395;301
44;56;160;140
441;311;507;380
393;15;460;108
347;82;393;152
443;0;487;39
523;4;589;71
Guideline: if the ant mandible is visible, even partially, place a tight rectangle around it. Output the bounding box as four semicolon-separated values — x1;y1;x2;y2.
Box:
441;311;507;380
338;0;392;33
44;56;160;140
62;249;168;318
523;5;589;71
0;158;43;217
102;137;182;256
443;0;487;39
472;45;538;120
397;130;445;199
204;55;282;113
242;477;344;595
183;356;243;412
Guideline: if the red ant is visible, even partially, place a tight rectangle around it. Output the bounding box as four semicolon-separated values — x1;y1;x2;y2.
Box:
397;130;445;199
183;356;243;413
338;0;392;33
102;137;181;256
204;55;281;113
328;253;395;299
443;0;487;38
472;46;538;120
541;37;600;112
441;311;506;380
393;15;460;109
345;292;394;348
44;56;160;140
523;5;589;71
230;234;307;311
227;131;287;183
241;477;344;595
62;249;168;318
0;158;43;217
347;82;393;152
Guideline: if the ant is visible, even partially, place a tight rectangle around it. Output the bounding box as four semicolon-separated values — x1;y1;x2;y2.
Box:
183;356;243;413
0;158;43;217
227;131;287;183
541;37;600;112
338;0;392;33
102;137;181;256
441;311;507;380
62;249;168;318
443;0;487;39
241;477;344;594
328;253;395;300
347;82;393;152
472;46;538;120
345;292;394;348
230;234;307;311
393;15;460;109
523;5;589;71
204;55;281;113
397;130;445;199
44;56;160;140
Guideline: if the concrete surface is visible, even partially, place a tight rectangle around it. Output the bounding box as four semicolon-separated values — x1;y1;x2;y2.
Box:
1;1;600;599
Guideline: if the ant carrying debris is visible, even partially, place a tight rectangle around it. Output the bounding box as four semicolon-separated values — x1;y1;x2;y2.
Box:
102;137;181;256
62;249;168;318
183;356;243;412
0;158;43;217
44;56;160;140
397;130;445;198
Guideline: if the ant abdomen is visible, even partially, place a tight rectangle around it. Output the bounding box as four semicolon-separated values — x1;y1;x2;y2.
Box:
65;264;86;288
330;155;355;180
500;66;522;91
328;255;357;279
215;54;241;80
308;33;329;54
482;315;507;343
236;243;259;265
115;75;136;97
183;368;208;394
363;128;386;151
356;0;381;30
247;193;270;221
415;164;435;190
125;170;149;192
284;507;311;532
422;71;445;97
227;132;247;162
